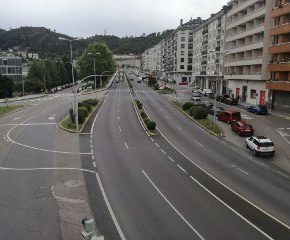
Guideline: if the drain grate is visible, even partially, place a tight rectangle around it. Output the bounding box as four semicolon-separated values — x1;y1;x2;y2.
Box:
33;186;53;200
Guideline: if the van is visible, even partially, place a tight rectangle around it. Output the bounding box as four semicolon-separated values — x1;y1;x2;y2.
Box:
217;110;241;123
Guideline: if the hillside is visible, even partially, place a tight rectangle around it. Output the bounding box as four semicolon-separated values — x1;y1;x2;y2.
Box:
0;27;173;57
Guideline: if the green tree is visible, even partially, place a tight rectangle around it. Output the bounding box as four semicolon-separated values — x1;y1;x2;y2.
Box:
0;75;14;98
25;78;45;93
78;42;116;83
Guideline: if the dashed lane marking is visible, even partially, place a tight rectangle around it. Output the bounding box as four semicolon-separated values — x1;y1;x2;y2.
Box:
154;142;160;148
93;162;96;168
160;149;166;155
195;141;204;148
125;142;129;150
177;164;187;174
168;156;175;163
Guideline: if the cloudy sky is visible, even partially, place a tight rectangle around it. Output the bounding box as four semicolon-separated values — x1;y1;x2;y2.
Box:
1;0;229;37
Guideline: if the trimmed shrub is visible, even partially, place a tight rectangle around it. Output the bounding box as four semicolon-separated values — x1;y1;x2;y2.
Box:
146;120;156;131
188;106;199;117
154;83;159;90
192;107;208;120
144;118;150;125
137;102;143;110
78;107;89;124
135;100;140;105
140;111;147;119
182;102;194;111
83;99;98;106
69;108;75;123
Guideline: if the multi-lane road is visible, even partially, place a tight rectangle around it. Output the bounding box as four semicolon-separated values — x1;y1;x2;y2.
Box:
0;72;290;239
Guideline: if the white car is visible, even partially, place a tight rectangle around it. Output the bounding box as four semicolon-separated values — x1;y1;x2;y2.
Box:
202;88;213;96
191;96;201;105
245;136;275;156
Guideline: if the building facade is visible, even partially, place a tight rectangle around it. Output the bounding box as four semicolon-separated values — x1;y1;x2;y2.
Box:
0;56;22;82
266;0;290;113
114;54;141;69
224;0;274;105
192;7;229;94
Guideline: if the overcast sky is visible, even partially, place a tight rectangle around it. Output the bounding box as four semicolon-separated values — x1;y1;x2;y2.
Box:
1;0;229;37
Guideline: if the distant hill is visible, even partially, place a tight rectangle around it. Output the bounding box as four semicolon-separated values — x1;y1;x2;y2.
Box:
0;29;6;34
0;27;174;58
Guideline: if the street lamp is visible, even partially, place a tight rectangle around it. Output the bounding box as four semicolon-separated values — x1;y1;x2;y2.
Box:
59;37;81;129
88;52;100;90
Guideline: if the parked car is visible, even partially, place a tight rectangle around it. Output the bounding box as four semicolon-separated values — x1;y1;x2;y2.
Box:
137;79;141;83
245;136;275;156
202;88;213;96
191;96;201;105
231;121;254;136
192;90;201;96
217;110;241;123
223;97;239;105
216;94;230;103
208;106;224;116
201;101;213;109
247;105;268;115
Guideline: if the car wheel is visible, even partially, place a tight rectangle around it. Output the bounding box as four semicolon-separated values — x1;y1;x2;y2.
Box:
253;149;258;156
246;142;249;148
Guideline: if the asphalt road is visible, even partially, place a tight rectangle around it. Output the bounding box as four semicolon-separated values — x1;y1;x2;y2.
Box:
89;76;289;239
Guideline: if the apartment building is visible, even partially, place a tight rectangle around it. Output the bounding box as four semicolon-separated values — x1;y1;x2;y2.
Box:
0;56;22;82
224;0;274;105
141;42;163;74
114;54;141;69
266;0;290;113
192;7;229;94
162;18;203;83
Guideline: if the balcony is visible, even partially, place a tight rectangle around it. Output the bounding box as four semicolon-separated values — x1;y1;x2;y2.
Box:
270;22;290;36
266;80;290;91
271;3;290;18
269;42;290;53
268;63;290;72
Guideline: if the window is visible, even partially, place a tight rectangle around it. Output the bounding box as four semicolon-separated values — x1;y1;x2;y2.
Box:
181;37;185;41
3;60;7;66
250;89;257;99
181;51;185;56
180;58;184;62
187;65;192;71
181;44;185;49
180;65;184;69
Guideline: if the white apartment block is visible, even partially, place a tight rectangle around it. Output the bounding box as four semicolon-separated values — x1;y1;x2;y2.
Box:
193;7;229;94
141;42;163;74
114;54;141;69
224;0;274;105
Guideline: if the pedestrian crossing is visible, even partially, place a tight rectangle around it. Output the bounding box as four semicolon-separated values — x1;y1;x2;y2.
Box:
109;89;154;93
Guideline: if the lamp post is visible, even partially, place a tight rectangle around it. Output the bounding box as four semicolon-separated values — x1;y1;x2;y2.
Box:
59;37;81;129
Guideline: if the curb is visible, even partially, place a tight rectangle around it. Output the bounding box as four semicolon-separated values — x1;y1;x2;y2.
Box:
58;100;103;134
0;94;48;104
171;102;224;138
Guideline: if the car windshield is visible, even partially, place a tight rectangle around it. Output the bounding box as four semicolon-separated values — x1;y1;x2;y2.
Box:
242;124;252;129
259;142;274;147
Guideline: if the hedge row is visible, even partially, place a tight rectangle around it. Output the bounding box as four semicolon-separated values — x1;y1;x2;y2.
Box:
135;99;156;132
69;98;99;124
182;102;208;120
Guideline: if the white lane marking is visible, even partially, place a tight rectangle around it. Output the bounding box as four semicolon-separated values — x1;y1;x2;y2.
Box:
118;109;120;113
13;114;26;121
142;170;205;240
177;126;182;131
237;168;249;175
231;146;238;151
92;155;95;160
0;123;57;127
0;166;96;174
6;118;92;155
168;156;175;163
91;97;108;135
276;171;289;178
177;164;187;174
276;129;290;145
154;142;160;148
159;108;163;112
96;173;127;240
156;127;290;230
90;144;93;149
125;142;129;150
118;116;120;121
166;116;170;120
189;175;274;240
93;161;96;168
48;114;56;120
150;138;155;142
195;141;204;148
119;126;122;132
160;149;166;155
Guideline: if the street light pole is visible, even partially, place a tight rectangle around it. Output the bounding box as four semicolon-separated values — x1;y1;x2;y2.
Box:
43;60;46;92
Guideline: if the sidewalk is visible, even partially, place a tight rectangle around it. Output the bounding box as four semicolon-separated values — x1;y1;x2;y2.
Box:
0;93;47;104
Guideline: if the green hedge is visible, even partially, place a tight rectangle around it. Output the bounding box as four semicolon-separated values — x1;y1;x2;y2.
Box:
146;120;156;131
182;102;194;111
140;111;147;119
192;107;208;119
78;107;89;124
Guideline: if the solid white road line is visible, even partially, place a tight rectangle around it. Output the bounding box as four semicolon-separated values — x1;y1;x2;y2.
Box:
188;175;274;240
96;173;126;240
91;97;108;135
142;170;205;240
276;171;289;178
177;164;187;174
156;127;290;231
195;141;204;148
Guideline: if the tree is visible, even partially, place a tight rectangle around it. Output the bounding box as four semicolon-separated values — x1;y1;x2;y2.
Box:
77;42;116;83
25;78;45;93
0;75;14;98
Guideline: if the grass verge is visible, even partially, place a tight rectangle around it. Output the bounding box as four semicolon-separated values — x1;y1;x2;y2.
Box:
0;105;23;117
172;101;223;136
157;88;174;94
